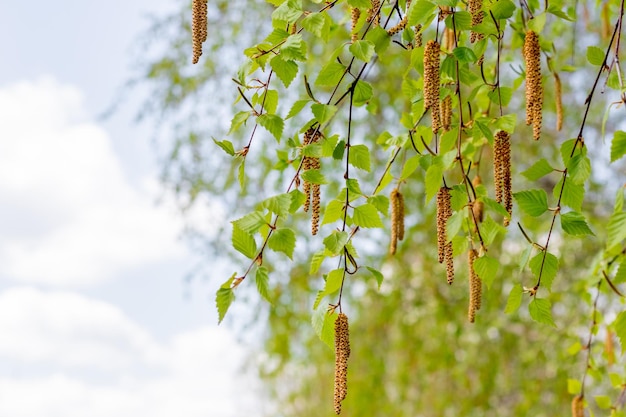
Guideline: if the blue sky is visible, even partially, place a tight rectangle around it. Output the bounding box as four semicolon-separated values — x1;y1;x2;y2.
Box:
0;1;249;415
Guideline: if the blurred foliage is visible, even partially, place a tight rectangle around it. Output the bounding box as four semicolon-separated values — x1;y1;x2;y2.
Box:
135;0;626;415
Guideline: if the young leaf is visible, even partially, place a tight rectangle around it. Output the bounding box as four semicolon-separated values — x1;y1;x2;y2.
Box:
407;0;437;26
316;61;346;86
268;228;296;259
216;282;236;324
521;158;554;181
529;252;559;290
587;45;605;66
271;0;303;23
607;212;626;249
323;268;344;296
489;0;515;19
280;34;307;61
229;111;250;134
529;298;556;327
262;193;292;216
301;169;328;184
257;113;284;142
310;251;326;274
270;55;299;88
301;12;330;40
353;203;384;228
366;266;384;289
213;138;235;156
255;267;272;303
349;40;375;62
311;306;337;349
561;211;594;236
504;284;524;314
368;195;390;215
286;99;310;119
233;211;267;234
567;154;591;185
322;200;345;225
554;178;584;212
614;259;626;284
289;189;306;213
323;230;349;255
474;255;499;288
453;47;477;63
513;189;549;217
311;103;338;124
611;130;626;162
353;80;373;106
614;311;626;349
348;144;371;171
425;163;444;202
232;224;257;259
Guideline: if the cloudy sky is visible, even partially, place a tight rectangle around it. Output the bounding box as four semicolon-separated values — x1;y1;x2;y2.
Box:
0;2;249;416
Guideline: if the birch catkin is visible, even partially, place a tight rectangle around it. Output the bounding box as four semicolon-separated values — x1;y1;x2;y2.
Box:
437;187;454;284
469;0;484;43
441;95;452;132
302;128;322;234
467;249;482;323
472;175;484;223
424;40;441;133
554;72;563;131
571;395;584;417
334;313;350;415
350;8;361;43
524;30;543;140
192;0;208;64
494;131;512;225
367;0;381;26
389;188;405;255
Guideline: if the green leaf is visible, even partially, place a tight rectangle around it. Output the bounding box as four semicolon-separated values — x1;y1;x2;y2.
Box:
453;46;477;63
281;34;307;61
407;1;437;26
323;230;349;255
400;155;421;180
529;298;556;327
255;267;272;303
316;61;346;86
233;211;267;234
522;158;554;181
301;12;329;39
587;45;605;66
519;246;532;271
561;211;594;236
474;255;499;288
567;154;591;185
365;26;391;54
547;5;575;21
567;379;582;395
611;131;626;162
310;251;326;274
286;99;310;119
481;215;505;246
257;113;284;141
368;195;389;215
489;0;515;19
262;193;292;216
349;40;375;62
447;211;464;241
216;277;236;324
560;138;584;166
483;197;511;219
347;0;370;7
311;103;338;124
555;178;584;212
353;203;384;228
270;55;299;88
596;395;612;410
514;189;549;217
613;311;626;352
446;10;471;30
607;212;626;249
353;80;373;106
258;89;279;114
213;138;235;156
347;178;362;195
614;259;626;284
322;200;345;225
504;284;524;314
268;228;296;259
494;114;517;132
425;163;444;202
529;252;559;290
366;266;384;289
232;224;257;259
289;189;306;213
348;144;371;171
311;306;336;349
333;139;346;160
301;169;328;184
229;111;250;134
322;268;344;298
271;0;302;23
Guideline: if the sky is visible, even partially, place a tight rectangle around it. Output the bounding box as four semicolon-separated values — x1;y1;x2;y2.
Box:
0;1;250;416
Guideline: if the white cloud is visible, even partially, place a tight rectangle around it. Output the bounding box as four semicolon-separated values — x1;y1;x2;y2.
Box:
0;287;247;417
0;78;188;287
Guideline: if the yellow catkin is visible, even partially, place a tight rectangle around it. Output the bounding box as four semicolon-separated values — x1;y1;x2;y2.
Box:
441;95;452;132
472;175;484;223
389;189;405;255
555;72;563;131
366;0;381;26
414;25;423;48
350;7;361;43
494;130;512;226
444;27;455;52
387;15;408;36
192;0;208;64
437;187;454;284
524;30;543;140
424;40;441;133
334;313;350;415
571;395;584;417
311;160;321;236
469;0;484;43
605;330;615;366
468;249;482;323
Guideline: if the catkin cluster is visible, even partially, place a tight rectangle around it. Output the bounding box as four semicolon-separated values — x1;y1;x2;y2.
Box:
467;249;482;323
524;30;543;140
389;188;405;255
554;72;563;131
571;394;584;417
469;0;484;43
387;15;408;36
441;95;452;132
493;131;512;226
334;313;350;415
436;187;454;284
424;40;441;133
303;128;322;235
471;175;484;223
192;0;208;64
350;8;360;43
366;0;381;26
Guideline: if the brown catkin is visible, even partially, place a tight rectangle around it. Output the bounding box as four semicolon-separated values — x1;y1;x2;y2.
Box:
414;25;423;48
424;40;441;133
605;329;615;366
334;313;350;415
469;0;484;43
494;130;512;225
192;0;208;64
302;128;322;234
350;7;361;43
555;72;563;131
472;175;484;223
571;395;584;417
524;30;543;140
444;27;455;52
389;189;405;255
367;0;381;26
441;95;452;132
437;187;453;285
387;15;408;36
467;249;482;323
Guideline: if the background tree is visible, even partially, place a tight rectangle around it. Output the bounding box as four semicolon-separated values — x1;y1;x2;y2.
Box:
136;0;626;415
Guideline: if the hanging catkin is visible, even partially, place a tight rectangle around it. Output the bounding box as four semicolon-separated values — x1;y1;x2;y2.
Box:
350;8;361;43
302;128;322;235
554;72;563;131
471;175;484;223
334;313;350;415
192;0;208;64
467;249;482;323
424;40;441;133
441;95;452;132
571;395;584;417
469;0;484;43
414;25;423;48
367;0;381;26
437;187;454;284
389;188;405;255
493;131;512;226
524;30;543;140
387;15;408;36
